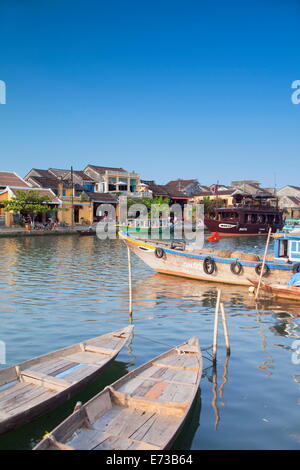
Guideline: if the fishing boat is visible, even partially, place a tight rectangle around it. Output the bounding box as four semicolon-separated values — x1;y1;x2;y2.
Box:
34;337;202;451
119;231;300;287
204;192;283;237
0;326;133;435
249;279;300;301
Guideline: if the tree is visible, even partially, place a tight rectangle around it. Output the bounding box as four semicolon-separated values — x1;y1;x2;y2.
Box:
3;190;55;223
202;196;224;215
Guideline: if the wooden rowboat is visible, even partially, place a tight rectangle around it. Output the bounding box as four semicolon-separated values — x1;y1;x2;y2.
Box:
0;326;133;435
34;337;202;450
249;279;300;301
77;229;96;236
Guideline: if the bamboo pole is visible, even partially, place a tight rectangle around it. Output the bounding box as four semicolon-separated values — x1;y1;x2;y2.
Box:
255;227;272;300
127;246;133;321
212;289;221;364
220;302;230;355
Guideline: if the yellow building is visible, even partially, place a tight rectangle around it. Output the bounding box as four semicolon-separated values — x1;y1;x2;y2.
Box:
191;190;234;207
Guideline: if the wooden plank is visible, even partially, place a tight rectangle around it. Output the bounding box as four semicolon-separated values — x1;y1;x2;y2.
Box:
93;434;160;450
62;365;99;383
85;390;112;423
111;390;187;417
67;428;107;450
0;382;29;402
26;358;77;376
102;407;156;439
84;345;115;356
20;370;70;391
134;413;180;448
2;385;54;413
65;352;109;365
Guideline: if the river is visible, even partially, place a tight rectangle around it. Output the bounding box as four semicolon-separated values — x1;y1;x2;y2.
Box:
0;234;299;450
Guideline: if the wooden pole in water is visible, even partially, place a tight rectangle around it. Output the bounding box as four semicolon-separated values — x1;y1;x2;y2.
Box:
220;302;230;355
127;246;133;321
212;289;221;364
255;227;272;300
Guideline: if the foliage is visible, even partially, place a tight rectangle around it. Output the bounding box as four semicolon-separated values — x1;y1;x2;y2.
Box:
202;196;224;214
126;196;171;211
3;190;55;221
80;192;90;202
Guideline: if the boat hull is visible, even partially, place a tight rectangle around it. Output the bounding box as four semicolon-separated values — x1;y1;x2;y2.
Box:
250;280;300;300
120;233;294;287
0;326;133;435
204;218;282;236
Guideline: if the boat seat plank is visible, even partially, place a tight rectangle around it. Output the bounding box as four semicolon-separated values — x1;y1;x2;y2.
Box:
157;382;195;403
92;405;125;432
90;338;123;350
84;345;115;355
154;353;199;370
65;352;110;365
20;370;70;391
67;428;108;450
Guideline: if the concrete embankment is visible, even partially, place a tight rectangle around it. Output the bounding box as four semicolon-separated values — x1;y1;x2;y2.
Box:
0;229;79;238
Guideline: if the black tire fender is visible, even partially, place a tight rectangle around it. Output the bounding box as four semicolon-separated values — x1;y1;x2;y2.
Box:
155;247;165;259
203;257;216;275
230;260;243;275
255;262;270;277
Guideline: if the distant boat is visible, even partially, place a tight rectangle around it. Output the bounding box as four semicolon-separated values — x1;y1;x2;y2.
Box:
34;337;202;451
115;218;174;235
282;218;300;233
204;192;283;236
249;279;300;301
0;326;133;435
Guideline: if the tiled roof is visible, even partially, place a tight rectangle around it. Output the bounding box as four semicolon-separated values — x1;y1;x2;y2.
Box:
165;179;198;191
8;187;61;203
0;172;30;188
28;175;60;189
48;168;70;179
85;165;127;174
86;191;117;203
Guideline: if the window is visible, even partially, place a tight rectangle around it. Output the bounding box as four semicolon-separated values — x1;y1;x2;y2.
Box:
130;179;137;192
108;177;117;191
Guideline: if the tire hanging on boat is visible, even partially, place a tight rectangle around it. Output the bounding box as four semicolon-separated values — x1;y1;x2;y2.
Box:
203;257;216;275
155;247;165;259
230;260;243;275
255;262;270;277
293;263;300;273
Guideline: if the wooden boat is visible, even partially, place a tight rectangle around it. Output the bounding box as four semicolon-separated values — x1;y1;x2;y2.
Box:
34;337;202;450
119;231;298;287
77;229;96;236
204;193;283;237
249;279;300;300
0;326;133;435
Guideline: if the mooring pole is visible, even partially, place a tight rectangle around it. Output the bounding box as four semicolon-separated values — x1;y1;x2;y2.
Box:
127;246;133;321
255;227;272;300
220;302;230;355
212;289;221;364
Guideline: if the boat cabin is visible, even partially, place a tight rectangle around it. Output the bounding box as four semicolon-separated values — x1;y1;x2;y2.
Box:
273;232;300;263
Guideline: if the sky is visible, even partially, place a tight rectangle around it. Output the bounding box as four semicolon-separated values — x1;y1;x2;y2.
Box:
0;0;299;188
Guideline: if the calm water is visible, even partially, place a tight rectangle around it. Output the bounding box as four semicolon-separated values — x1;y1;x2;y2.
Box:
0;234;300;450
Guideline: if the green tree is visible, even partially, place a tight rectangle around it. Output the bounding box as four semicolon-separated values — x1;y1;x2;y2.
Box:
202;196;224;215
3;190;56;223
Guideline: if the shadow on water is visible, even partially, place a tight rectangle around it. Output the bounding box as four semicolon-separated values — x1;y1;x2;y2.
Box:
171;390;202;450
0;360;129;450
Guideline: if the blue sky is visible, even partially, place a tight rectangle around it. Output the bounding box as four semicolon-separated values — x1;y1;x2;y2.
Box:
0;0;299;187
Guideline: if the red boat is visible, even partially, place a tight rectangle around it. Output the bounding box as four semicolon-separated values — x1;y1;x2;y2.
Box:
204;192;283;237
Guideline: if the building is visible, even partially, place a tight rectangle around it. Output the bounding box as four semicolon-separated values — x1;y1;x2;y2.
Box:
83;165;140;194
0;186;60;227
164;179;205;196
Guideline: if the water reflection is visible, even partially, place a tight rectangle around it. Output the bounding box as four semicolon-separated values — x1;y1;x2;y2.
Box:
0;235;300;449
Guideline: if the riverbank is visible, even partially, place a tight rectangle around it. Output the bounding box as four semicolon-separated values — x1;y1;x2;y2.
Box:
0;226;82;238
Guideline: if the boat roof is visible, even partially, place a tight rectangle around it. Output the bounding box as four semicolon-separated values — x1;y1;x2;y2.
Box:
273;232;300;240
